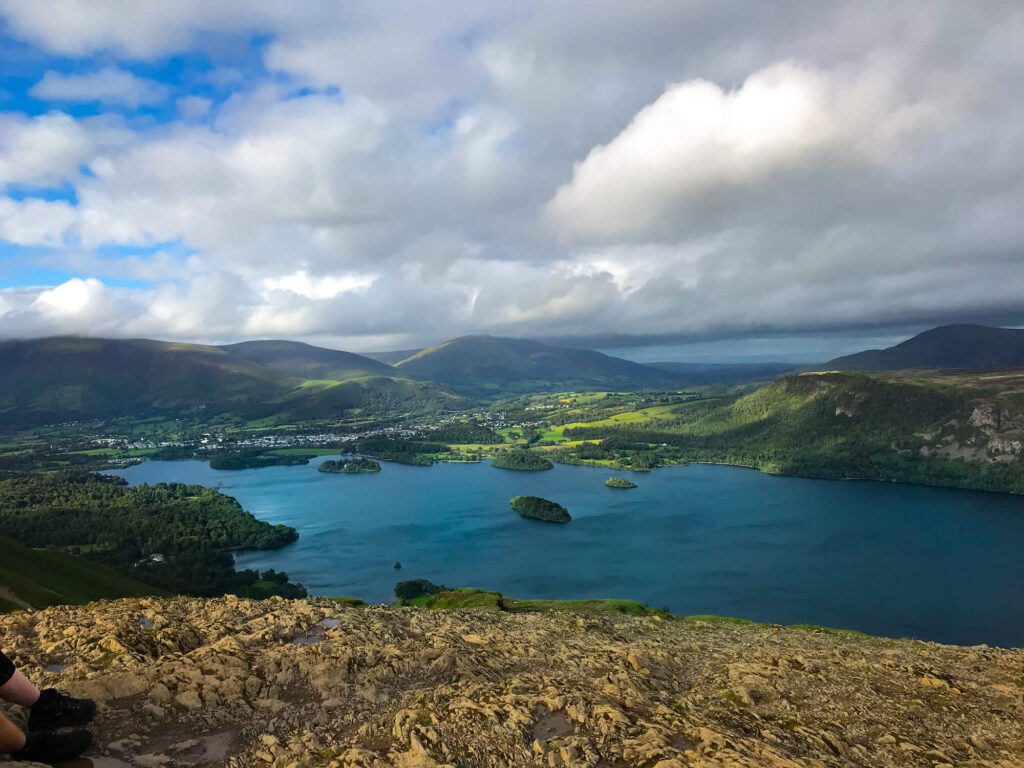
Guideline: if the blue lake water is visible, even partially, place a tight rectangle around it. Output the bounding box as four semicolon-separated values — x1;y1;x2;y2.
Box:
112;458;1024;647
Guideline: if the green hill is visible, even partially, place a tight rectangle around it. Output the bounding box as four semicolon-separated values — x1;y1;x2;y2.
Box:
219;339;395;380
827;324;1024;370
0;535;161;612
395;335;678;391
244;375;473;423
0;337;291;426
363;348;423;365
0;337;470;427
558;369;1024;493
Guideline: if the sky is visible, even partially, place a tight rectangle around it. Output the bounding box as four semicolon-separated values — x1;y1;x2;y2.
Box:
0;1;1022;362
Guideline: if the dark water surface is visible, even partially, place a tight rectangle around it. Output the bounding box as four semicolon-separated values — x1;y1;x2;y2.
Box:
113;459;1024;646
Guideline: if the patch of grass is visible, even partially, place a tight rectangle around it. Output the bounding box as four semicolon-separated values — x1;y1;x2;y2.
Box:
683;615;757;626
505;597;670;618
296;379;342;390
424;589;505;610
415;588;672;617
326;596;367;608
786;623;869;637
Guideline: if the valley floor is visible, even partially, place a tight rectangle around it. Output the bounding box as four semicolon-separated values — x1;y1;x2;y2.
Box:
2;597;1023;767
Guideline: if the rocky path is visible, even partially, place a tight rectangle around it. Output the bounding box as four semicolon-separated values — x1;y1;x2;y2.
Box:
1;596;1023;767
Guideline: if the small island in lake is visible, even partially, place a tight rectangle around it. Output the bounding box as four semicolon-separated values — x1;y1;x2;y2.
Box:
605;477;637;489
511;495;571;523
318;458;382;474
491;450;553;471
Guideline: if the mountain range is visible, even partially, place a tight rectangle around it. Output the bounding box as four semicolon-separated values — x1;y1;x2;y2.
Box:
826;324;1024;370
392;335;678;391
0;335;685;426
3;324;1023;427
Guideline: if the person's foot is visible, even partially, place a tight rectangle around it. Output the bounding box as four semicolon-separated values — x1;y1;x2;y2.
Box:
27;689;97;731
12;729;92;764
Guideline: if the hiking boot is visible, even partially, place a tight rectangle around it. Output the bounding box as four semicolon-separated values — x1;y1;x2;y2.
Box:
27;688;97;730
12;729;92;764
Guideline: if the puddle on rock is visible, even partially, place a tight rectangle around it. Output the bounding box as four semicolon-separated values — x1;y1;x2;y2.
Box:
46;662;72;673
670;733;698;753
99;727;239;767
136;617;155;629
532;711;573;743
319;618;341;629
163;729;237;764
291;634;322;645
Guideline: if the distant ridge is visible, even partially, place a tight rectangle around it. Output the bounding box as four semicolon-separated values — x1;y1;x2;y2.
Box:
0;333;684;425
364;348;423;365
647;361;799;384
395;335;678;391
826;324;1024;370
0;336;462;426
219;339;394;380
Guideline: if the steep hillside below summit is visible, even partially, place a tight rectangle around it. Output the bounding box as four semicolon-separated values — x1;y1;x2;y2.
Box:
0;535;160;611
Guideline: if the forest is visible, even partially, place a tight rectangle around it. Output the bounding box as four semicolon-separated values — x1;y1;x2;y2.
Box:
0;472;304;598
319;458;382;473
353;437;446;465
491;450;554;471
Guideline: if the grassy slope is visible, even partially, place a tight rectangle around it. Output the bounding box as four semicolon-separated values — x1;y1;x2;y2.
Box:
0;535;163;611
415;589;868;635
245;375;473;424
547;370;1024;491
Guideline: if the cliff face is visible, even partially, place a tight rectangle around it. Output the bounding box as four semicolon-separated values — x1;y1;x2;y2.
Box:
2;597;1023;768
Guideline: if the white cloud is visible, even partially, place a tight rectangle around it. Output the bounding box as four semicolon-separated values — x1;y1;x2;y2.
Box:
262;271;377;299
31;68;168;107
31;277;107;317
546;62;933;240
0;197;78;245
0;112;92;187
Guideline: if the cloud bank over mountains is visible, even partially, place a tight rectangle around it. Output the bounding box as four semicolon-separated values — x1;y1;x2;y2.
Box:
0;1;1022;353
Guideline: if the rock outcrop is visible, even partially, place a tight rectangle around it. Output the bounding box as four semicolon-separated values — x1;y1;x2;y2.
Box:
2;597;1023;767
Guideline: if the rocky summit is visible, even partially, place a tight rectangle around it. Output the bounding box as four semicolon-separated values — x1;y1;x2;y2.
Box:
1;597;1023;768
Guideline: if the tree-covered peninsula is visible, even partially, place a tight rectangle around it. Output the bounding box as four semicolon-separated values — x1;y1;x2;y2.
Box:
319;458;381;473
0;472;304;599
492;450;553;471
510;495;571;523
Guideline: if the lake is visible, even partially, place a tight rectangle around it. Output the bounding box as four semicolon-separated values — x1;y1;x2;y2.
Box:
112;458;1024;647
